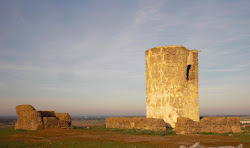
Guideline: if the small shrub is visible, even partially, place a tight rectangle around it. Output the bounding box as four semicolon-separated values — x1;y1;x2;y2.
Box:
69;125;75;129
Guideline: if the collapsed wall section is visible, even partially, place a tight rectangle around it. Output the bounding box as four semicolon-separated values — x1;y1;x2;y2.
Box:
15;104;72;131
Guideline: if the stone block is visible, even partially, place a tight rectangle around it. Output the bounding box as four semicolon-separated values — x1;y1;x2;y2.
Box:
15;105;44;131
55;113;71;124
43;117;59;128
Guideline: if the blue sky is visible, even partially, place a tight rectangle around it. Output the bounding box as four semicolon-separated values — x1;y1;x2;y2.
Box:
0;0;249;116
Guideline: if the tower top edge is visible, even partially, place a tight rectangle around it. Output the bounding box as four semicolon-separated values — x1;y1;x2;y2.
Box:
146;45;193;52
190;49;198;52
156;45;184;48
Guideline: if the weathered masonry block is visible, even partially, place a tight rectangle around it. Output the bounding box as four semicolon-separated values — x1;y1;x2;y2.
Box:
173;117;242;134
106;117;166;131
145;45;199;128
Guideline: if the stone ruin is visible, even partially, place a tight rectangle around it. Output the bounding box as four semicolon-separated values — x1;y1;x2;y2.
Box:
145;45;199;128
105;45;242;134
15;104;71;131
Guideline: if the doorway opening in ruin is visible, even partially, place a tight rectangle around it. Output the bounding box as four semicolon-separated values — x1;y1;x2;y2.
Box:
187;65;191;80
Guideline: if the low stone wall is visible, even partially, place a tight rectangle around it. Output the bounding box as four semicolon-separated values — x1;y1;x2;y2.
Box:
174;117;242;135
106;117;166;131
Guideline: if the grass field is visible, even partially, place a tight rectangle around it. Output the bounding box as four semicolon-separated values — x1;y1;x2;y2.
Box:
0;124;249;148
0;127;31;135
0;140;156;148
0;126;160;148
197;127;250;144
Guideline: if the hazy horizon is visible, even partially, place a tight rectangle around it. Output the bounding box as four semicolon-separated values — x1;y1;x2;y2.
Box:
0;0;250;116
1;112;250;118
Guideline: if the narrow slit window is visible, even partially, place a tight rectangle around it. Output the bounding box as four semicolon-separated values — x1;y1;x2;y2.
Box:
187;65;191;80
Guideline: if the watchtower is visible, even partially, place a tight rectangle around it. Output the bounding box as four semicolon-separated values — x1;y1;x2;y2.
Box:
145;45;199;127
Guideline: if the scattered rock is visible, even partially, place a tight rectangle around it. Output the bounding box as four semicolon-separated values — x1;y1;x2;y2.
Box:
179;142;243;148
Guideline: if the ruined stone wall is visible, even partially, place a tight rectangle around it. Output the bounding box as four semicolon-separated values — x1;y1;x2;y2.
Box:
173;117;242;134
15;105;72;131
145;45;199;128
106;117;166;131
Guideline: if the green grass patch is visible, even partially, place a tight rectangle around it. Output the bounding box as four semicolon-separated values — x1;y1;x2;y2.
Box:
35;140;157;148
197;132;232;136
198;127;250;136
0;140;157;148
0;127;31;135
233;127;250;143
0;140;27;148
73;125;175;136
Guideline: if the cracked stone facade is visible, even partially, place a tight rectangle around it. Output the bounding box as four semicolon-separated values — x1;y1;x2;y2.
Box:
145;45;199;128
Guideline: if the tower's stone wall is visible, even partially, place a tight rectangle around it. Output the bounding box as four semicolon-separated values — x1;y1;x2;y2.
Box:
145;45;199;128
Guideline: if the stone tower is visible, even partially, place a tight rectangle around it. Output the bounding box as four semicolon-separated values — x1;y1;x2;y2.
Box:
145;45;199;128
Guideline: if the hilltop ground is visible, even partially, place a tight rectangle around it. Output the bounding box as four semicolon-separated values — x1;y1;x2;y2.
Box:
0;117;250;148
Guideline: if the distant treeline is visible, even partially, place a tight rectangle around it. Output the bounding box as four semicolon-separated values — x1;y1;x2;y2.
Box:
0;116;16;124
